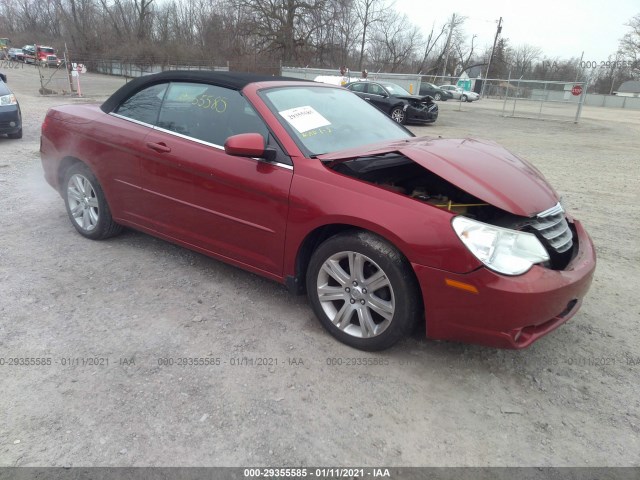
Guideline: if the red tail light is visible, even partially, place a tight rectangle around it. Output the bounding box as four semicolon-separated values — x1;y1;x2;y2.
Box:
41;112;52;134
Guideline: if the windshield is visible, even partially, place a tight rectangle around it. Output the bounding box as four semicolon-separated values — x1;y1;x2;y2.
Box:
40;47;54;54
381;83;411;96
261;86;412;156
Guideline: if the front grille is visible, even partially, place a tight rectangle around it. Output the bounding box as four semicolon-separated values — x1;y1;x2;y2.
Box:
528;203;573;253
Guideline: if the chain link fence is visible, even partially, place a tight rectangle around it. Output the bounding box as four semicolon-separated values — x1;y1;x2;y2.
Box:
88;59;229;78
418;74;590;122
494;76;587;123
17;54;638;117
281;66;423;95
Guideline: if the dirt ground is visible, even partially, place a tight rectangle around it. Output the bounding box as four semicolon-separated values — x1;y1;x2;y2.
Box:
1;64;639;467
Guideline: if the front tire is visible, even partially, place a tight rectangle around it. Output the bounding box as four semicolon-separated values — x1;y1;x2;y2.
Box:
434;93;442;101
306;231;421;351
63;162;123;240
390;106;406;124
461;94;468;102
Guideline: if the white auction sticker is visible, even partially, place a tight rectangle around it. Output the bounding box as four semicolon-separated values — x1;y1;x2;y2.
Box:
279;106;331;133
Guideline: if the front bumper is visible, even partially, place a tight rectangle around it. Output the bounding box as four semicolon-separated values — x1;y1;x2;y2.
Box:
406;103;438;124
413;220;596;348
0;106;22;134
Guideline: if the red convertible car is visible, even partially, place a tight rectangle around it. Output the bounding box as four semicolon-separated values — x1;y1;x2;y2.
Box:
40;71;596;351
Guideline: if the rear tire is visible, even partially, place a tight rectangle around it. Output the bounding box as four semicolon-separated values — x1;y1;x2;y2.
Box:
63;162;123;240
306;231;421;351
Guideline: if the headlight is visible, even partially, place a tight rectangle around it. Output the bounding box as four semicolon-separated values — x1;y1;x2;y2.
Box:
0;94;17;106
452;216;549;276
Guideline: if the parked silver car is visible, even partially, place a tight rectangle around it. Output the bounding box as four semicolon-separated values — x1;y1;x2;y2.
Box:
440;85;480;102
8;48;24;61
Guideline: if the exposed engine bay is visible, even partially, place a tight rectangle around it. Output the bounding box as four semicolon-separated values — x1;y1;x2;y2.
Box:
326;153;577;270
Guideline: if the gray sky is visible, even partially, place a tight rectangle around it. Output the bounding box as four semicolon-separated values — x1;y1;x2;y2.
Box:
394;0;638;61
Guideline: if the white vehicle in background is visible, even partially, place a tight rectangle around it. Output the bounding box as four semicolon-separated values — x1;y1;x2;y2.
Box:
439;85;480;102
314;75;349;86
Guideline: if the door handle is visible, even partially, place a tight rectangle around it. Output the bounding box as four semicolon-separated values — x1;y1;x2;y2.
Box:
146;142;172;153
364;97;370;100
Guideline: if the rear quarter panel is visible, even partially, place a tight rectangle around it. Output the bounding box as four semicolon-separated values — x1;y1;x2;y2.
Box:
40;105;152;221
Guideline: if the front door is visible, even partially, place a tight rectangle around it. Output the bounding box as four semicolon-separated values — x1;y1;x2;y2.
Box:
139;82;293;277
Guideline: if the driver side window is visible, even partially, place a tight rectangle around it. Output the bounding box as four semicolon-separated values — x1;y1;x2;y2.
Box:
369;84;386;96
156;82;269;147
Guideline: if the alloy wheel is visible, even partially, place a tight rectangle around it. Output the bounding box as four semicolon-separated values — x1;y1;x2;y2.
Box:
67;174;99;232
391;108;405;123
316;251;395;338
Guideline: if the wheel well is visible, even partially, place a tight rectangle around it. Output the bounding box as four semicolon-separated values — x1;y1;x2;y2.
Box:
289;224;424;312
287;224;356;294
57;157;82;191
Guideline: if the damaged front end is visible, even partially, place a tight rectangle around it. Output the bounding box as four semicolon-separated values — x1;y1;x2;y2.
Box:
322;140;578;274
399;95;438;123
316;136;595;348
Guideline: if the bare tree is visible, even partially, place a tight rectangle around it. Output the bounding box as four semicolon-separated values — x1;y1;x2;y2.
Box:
237;0;327;63
133;0;154;40
333;0;360;66
619;13;640;66
369;9;421;72
415;22;447;74
55;0;101;51
4;0;588;80
485;37;509;78
354;0;386;70
428;14;466;76
511;43;542;77
453;33;476;75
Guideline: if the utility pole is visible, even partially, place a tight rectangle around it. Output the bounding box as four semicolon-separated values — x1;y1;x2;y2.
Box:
440;13;456;79
64;43;75;93
481;16;502;98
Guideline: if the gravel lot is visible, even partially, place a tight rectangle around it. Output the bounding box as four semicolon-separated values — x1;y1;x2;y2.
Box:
1;64;639;467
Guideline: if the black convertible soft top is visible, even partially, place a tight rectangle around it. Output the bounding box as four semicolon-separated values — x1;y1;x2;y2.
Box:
100;70;307;113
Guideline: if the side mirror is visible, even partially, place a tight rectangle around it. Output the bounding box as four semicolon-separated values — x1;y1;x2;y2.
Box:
224;133;276;162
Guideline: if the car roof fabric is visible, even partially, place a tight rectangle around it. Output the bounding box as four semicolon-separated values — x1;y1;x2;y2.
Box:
100;70;305;113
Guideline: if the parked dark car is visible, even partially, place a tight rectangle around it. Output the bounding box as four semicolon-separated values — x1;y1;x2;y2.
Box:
345;80;438;124
40;71;595;351
419;82;453;101
0;77;22;139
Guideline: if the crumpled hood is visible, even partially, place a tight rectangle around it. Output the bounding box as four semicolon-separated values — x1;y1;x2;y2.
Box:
319;137;559;217
395;95;432;103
